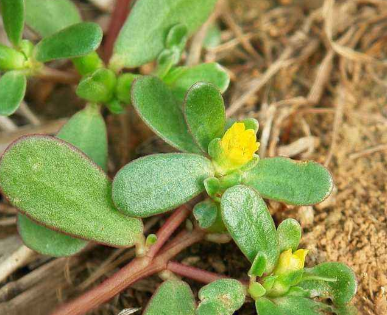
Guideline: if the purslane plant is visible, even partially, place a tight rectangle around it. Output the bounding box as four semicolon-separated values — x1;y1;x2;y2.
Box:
0;80;358;314
0;1;358;314
0;0;227;256
144;219;357;315
0;0;228;115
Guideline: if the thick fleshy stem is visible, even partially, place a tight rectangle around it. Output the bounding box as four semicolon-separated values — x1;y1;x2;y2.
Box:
147;205;191;258
51;206;200;315
167;261;227;284
103;0;132;62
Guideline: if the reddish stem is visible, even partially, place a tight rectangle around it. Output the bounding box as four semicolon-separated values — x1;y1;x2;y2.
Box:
167;261;227;284
147;206;191;258
51;205;201;315
103;0;132;62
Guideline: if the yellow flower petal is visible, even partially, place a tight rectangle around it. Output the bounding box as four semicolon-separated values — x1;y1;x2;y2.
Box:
220;122;259;168
293;249;308;269
274;248;309;275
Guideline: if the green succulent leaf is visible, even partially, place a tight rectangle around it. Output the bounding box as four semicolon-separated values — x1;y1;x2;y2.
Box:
76;69;117;103
242;118;259;133
0;44;26;70
166;24;188;50
249;282;267;300
56;104;108;171
72;52;104;76
183;82;225;152
255;297;283;315
277;219;302;252
198;279;246;314
0;71;26;116
267;270;305;298
256;296;329;315
131;75;201;153
276;296;330;315
17;105;108;256
0;136;143;247
249;252;267;277
0;0;24;47
193;200;218;229
112;0;217;68
112;153;214;217
106;99;124;115
17;215;87;257
164;63;230;101
196;300;228;315
155;48;180;78
243;157;333;206
25;0;81;37
34;22;103;62
144;280;195;315
203;176;220;196
116;73;138;104
299;262;357;306
221;185;279;273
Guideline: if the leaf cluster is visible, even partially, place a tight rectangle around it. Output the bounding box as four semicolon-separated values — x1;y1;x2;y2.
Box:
0;1;358;314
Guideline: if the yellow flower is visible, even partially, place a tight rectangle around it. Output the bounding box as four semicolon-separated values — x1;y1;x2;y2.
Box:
273;249;309;275
220;123;259;167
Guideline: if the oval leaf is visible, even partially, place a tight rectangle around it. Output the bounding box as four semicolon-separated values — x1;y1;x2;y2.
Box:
0;136;143;247
299;262;357;306
76;69;116;104
131;75;201;153
56;104;108;171
25;0;81;38
271;296;329;315
243;157;333;206
0;44;26;70
0;71;26;116
183;82;225;152
143;280;195;315
277;218;302;253
221;185;279;273
198;279;246;314
255;297;284;315
17;215;87;257
34;22;103;62
113;153;214;217
164;63;230;101
72;52;104;77
0;0;24;47
196;300;228;315
113;0;217;68
17;105;108;257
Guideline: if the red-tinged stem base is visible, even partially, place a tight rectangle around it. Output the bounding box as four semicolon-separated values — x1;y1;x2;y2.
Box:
103;0;132;62
51;207;202;315
167;261;227;284
52;229;204;315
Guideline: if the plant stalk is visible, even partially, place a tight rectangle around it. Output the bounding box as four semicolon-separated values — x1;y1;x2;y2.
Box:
103;0;132;62
167;261;227;284
51;206;201;315
52;229;204;315
147;205;191;258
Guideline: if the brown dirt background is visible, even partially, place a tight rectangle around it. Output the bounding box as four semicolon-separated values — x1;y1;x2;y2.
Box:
0;0;386;314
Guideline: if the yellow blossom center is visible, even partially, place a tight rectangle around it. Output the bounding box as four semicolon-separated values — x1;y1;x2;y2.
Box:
273;249;309;275
220;123;259;167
